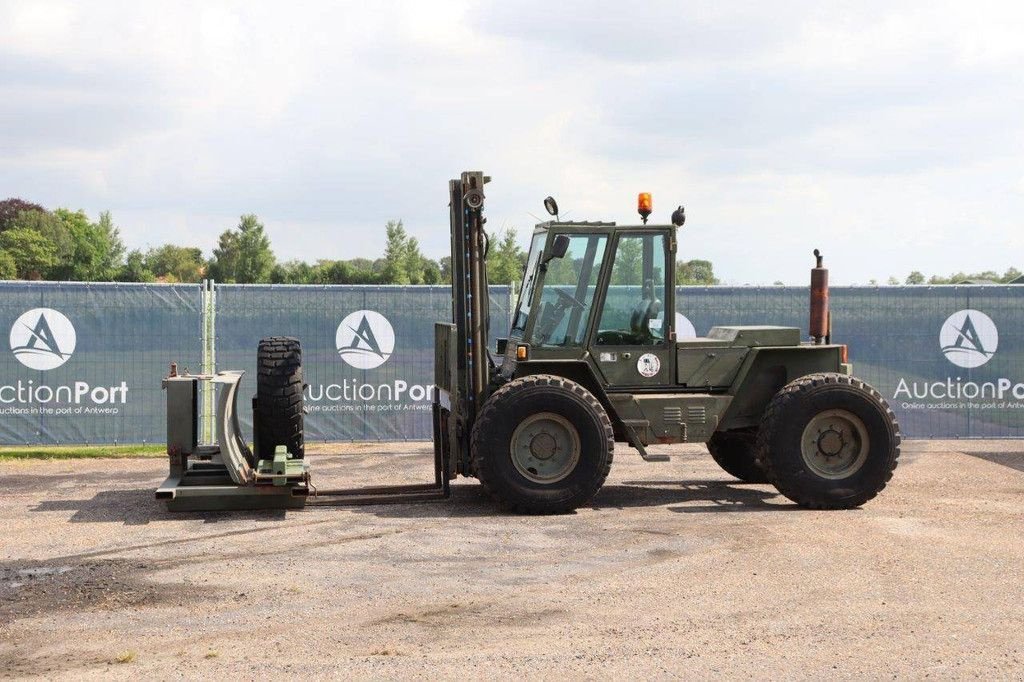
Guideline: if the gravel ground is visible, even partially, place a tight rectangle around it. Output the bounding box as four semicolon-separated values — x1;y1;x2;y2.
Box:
1;440;1023;679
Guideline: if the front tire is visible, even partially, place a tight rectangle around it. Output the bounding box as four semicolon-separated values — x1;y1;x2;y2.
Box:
756;373;900;509
471;375;613;514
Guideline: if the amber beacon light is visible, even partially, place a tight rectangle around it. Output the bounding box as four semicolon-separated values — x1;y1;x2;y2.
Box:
637;192;652;224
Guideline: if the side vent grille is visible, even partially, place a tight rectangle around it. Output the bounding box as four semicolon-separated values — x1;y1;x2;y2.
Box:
687;406;707;424
663;406;683;423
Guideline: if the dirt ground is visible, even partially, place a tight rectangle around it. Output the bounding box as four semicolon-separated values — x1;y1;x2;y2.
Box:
1;440;1023;680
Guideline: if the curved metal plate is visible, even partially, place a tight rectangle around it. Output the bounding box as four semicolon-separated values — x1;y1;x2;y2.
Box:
212;371;253;485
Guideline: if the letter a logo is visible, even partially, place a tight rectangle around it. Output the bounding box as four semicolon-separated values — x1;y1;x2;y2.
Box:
335;310;395;369
940;309;997;369
10;308;77;370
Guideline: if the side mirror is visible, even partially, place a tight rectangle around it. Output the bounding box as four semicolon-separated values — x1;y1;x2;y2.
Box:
542;234;570;264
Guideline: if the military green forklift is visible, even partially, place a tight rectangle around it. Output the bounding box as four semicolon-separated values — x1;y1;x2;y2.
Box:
157;170;900;513
432;171;899;514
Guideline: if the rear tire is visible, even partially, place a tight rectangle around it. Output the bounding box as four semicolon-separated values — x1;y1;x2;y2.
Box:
756;373;900;509
707;430;769;483
255;336;304;461
471;374;613;514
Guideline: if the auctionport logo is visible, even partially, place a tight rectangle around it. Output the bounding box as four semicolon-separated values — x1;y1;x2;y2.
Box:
10;308;77;370
894;308;1024;408
940;309;997;369
307;309;431;412
335;310;394;370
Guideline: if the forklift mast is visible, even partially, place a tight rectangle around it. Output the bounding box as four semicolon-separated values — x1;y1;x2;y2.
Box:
447;171;492;429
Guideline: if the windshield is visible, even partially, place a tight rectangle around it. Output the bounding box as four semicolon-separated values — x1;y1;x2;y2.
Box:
510;231;546;336
531;233;608;347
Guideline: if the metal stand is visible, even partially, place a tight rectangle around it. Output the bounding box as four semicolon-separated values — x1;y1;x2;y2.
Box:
157;369;450;512
156;371;310;512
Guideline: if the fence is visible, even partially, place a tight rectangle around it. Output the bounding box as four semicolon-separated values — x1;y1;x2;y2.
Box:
0;282;202;445
677;286;1023;439
0;282;1020;444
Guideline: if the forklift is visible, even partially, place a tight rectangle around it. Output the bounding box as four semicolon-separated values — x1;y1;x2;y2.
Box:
157;171;900;513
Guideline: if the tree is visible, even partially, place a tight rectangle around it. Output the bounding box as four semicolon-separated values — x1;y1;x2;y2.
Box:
678;259;719;285
345;261;380;284
887;276;900;285
49;208;125;280
382;220;409;284
208;214;275;283
0;228;57;279
208;230;239;282
318;260;355;284
486;228;527;285
612;238;642;285
94;211;125;275
905;271;925;285
145;244;205;282
9;209;74;275
404;235;425;285
271;259;315;284
0;198;45;232
439;256;452;284
0;249;16;279
1002;267;1022;283
347;257;377;274
422;259;441;284
118;249;155;282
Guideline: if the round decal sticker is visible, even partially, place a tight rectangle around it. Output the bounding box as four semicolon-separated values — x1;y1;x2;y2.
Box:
637;352;661;378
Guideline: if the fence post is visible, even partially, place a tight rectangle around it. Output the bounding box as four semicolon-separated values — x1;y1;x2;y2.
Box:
200;279;217;442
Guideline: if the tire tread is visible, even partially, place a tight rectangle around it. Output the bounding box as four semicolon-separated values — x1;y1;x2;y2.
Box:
755;372;901;509
470;374;614;514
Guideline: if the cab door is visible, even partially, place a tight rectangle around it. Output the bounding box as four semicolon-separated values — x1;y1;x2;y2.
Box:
588;230;674;389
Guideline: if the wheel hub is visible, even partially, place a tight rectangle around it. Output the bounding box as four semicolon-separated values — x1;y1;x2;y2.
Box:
816;427;846;457
529;432;558;459
510;412;582;484
800;409;870;480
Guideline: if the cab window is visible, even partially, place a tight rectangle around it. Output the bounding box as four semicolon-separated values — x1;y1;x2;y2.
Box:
510;232;546;336
529;234;607;347
595;233;668;345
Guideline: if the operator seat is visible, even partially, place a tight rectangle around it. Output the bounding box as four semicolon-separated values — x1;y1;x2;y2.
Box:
629;279;663;342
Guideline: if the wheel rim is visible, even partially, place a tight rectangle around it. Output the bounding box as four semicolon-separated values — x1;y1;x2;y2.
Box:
510;412;581;484
799;409;870;479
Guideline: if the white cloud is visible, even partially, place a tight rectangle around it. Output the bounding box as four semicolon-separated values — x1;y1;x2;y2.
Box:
0;0;1021;283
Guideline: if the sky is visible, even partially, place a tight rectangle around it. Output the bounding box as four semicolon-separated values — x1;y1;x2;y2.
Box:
1;0;1022;284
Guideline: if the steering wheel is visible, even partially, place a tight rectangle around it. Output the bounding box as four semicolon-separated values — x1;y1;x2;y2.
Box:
534;290;585;344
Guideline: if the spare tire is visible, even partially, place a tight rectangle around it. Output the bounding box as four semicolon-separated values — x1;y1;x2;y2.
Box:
255;336;304;461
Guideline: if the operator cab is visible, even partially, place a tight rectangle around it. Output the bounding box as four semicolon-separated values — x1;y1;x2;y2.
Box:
503;207;678;388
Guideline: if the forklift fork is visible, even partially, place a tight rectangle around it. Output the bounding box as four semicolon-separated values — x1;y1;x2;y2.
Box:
306;397;451;506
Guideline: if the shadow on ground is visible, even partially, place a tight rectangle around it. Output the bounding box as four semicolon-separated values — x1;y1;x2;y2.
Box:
344;478;793;519
31;489;291;525
962;451;1024;473
27;476;798;525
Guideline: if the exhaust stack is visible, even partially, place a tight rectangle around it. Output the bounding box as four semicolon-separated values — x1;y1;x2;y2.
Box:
810;249;829;344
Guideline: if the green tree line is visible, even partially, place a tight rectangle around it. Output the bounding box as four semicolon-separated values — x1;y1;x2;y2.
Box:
898;268;1021;285
0;199;528;285
0;197;720;286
